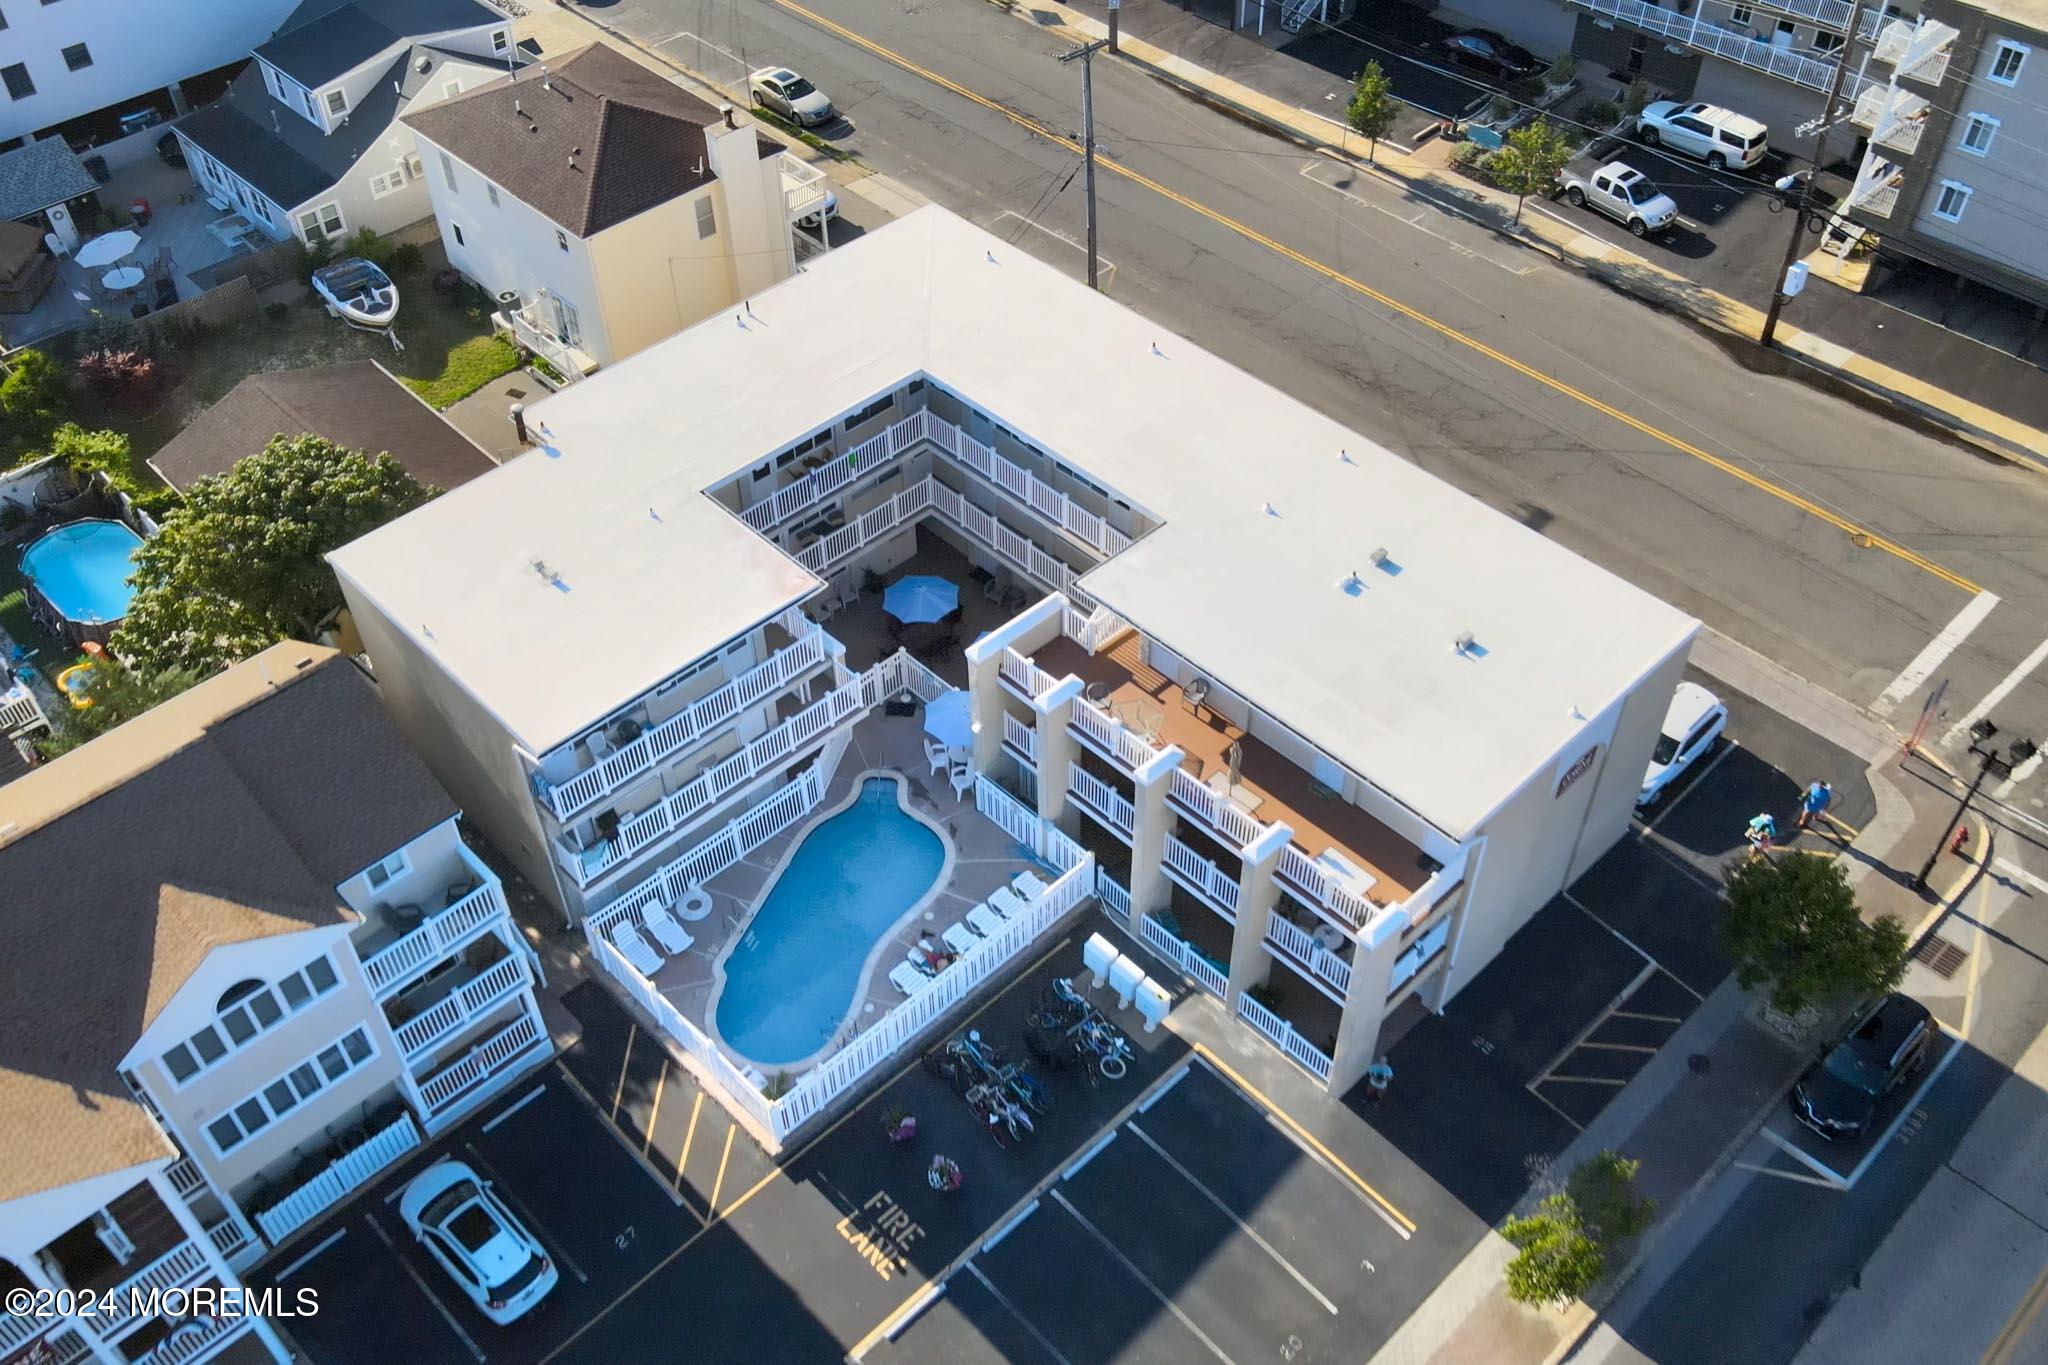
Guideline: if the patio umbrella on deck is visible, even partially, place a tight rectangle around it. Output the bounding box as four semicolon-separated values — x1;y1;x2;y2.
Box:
74;230;141;270
883;574;959;624
923;689;975;748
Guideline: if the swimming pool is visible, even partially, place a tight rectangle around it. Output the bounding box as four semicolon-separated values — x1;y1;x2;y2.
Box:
714;775;948;1067
20;519;144;645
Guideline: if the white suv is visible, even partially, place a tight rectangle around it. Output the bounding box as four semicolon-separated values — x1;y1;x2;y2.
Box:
1637;101;1769;171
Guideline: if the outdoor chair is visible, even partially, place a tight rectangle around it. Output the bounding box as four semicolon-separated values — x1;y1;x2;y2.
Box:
644;905;696;957
941;922;980;955
1012;870;1048;900
948;761;973;799
924;737;951;775
986;885;1027;919
611;920;664;976
888;961;930;996
982;573;1007;604
1183;677;1212;714
966;904;1005;938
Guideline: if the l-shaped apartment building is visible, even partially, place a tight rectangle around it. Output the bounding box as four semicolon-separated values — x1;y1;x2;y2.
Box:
0;643;546;1365
329;206;1696;1129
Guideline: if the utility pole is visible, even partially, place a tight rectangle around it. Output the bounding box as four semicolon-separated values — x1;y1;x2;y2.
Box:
1059;38;1109;290
1760;0;1867;348
1913;719;2036;891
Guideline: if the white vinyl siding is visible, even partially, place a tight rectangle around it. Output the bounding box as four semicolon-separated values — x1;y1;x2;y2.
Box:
1959;114;1998;156
1932;180;1972;222
159;954;343;1087
203;1027;375;1155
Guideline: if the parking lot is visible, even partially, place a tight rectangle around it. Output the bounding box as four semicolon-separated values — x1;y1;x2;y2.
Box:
871;1060;1419;1364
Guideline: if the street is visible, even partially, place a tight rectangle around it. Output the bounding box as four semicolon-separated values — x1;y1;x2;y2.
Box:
564;0;2048;810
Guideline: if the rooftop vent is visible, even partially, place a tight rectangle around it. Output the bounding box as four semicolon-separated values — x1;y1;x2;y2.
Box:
416;55;432;74
1367;547;1388;567
1452;631;1475;656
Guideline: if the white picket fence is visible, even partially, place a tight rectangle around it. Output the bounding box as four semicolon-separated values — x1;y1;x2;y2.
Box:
1096;869;1132;926
1137;914;1228;997
1235;993;1334;1083
254;1113;422;1244
591;934;778;1132
1070;699;1162;772
975;773;1042;855
1275;844;1374;932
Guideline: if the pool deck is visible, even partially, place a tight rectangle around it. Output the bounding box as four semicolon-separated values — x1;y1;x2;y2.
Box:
645;708;1048;1077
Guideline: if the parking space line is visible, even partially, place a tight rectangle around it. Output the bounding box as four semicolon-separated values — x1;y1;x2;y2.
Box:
1542;1073;1630;1086
1573;1041;1660;1053
963;1261;1076;1365
1126;1121;1338;1316
550;1059;687;1208
675;1092;705;1200
1633;834;1726;894
1733;1157;1845;1190
1608;1009;1684;1024
1759;1127;1852;1190
462;1141;589;1285
272;1227;346;1283
1530;962;1656;1086
1045;1188;1235;1364
1641;740;1739;834
481;1084;546;1134
1560;890;1693;996
1839;1032;1963;1190
1525;1087;1587;1132
611;1024;639;1121
641;1063;668;1157
707;1125;736;1218
1192;1046;1415;1238
366;1210;485;1363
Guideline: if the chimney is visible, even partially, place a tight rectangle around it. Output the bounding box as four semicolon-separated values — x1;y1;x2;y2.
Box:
720;102;736;130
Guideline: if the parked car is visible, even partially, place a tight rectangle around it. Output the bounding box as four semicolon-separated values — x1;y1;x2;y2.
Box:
399;1162;557;1324
1639;682;1727;808
749;67;835;127
1557;161;1679;237
1439;30;1540;80
797;188;839;230
1637;100;1770;171
1791;995;1937;1139
155;131;186;168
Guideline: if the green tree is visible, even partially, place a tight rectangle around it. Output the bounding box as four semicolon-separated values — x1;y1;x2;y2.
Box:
1346;60;1399;165
1720;853;1908;1015
112;435;433;675
1489;119;1576;225
48;423;133;487
1501;1151;1656;1308
39;662;202;758
1567;1151;1655;1245
0;349;69;447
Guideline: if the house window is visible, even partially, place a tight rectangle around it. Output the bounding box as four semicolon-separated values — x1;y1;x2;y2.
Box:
451;222;465;246
325;88;347;115
695;196;716;239
444;80;463;100
1;63;33;100
440;150;458;192
301;90;316;121
297;201;343;241
1932;179;1972;222
552;294;581;346
1960;113;1999;155
1810;30;1843;53
1729;3;1753;22
61;43;90;71
1990;41;2028;84
204;1028;375;1155
486;181;499;207
363;849;409;890
493;29;509;52
160;953;342;1087
555;227;569;252
369;164;406;198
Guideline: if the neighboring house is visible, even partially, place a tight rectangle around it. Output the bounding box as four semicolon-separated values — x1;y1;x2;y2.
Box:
402;42;821;375
0;640;549;1363
171;0;518;249
0;0;299;144
0;679;51;788
149;362;499;494
329;207;1696;1143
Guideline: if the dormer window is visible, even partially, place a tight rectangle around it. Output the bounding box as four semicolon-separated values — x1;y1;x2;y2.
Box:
493;29;509;53
325;89;347;116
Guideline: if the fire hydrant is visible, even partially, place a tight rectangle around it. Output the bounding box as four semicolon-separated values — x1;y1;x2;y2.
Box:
1950;823;1970;856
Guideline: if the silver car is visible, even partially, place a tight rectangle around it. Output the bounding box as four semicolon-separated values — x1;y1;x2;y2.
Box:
399;1161;557;1325
749;67;835;127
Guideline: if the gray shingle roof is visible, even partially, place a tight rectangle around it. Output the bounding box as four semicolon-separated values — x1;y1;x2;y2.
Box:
0;139;98;223
257;0;505;88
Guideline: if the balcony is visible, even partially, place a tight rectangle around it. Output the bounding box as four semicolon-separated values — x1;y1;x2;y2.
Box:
415;1008;547;1119
1136;904;1229;997
1069;697;1166;774
1236;992;1334;1084
532;609;827;822
387;935;533;1062
1847;156;1904;218
1067;759;1135;839
1851;84;1929;155
1263;901;1353;1002
1872;16;1959;84
251;1109;421;1245
354;847;510;997
779;153;830;223
1001;710;1037;766
1567;0;1868;94
497;292;599;382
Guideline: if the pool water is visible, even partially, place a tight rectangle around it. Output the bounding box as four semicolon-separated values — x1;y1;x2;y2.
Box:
715;777;945;1065
20;520;144;625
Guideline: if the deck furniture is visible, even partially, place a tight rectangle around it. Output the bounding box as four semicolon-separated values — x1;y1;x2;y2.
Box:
644;905;696;956
612;921;664;975
941;922;979;955
966;904;1005;938
888;961;930;995
948;759;973;799
986;885;1027;919
1012;871;1048;900
1182;677;1212;714
924;737;951;774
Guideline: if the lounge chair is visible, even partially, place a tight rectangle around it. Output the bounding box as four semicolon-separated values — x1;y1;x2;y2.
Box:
611;921;664;975
985;886;1027;919
966;904;1005;937
905;946;945;977
941;922;980;955
644;905;696;956
888;961;930;995
1012;870;1048;900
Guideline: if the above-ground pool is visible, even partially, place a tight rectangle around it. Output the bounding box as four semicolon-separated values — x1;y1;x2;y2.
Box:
715;776;947;1066
20;519;144;646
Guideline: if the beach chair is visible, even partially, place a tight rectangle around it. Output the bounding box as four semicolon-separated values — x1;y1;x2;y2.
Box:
888;961;930;995
965;904;1005;938
644;904;696;956
611;921;663;976
941;922;980;955
985;886;1027;920
1011;870;1048;900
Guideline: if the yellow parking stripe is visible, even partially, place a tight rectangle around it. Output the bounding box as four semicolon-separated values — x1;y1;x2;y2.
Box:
762;0;1982;597
641;1064;667;1156
708;1126;736;1218
610;1024;637;1121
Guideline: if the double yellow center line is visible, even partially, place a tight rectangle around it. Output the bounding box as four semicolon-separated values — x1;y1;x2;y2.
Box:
764;0;1981;596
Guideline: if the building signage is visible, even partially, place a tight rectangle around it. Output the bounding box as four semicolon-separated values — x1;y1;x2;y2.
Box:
1554;744;1601;799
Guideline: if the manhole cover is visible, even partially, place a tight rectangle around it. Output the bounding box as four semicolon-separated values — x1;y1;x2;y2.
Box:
1913;934;1967;980
1687;1053;1712;1074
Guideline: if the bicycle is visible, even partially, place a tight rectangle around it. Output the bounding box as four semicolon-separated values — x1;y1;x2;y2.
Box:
1073;1017;1132;1080
964;1083;1034;1144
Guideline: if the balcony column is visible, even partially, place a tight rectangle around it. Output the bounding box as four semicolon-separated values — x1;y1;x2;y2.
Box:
1223;823;1292;1011
144;1168;290;1363
1327;911;1408;1096
1028;677;1084;825
963;635;1011;775
1126;746;1181;937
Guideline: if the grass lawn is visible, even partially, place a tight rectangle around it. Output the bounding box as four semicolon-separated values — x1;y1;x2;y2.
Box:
0;546;79;676
401;334;520;409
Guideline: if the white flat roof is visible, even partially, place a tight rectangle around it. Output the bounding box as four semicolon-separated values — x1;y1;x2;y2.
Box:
332;207;1696;827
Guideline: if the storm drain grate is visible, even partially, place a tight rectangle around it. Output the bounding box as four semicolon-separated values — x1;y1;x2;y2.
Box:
1913;935;1967;980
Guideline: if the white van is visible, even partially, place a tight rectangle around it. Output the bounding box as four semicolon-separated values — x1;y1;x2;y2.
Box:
1637;101;1770;170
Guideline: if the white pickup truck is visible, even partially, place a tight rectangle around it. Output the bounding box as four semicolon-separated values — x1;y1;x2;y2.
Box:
1556;161;1678;238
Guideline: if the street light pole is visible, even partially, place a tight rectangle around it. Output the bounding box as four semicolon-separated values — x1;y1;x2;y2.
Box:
1913;720;2037;891
1060;38;1110;290
1760;0;1867;349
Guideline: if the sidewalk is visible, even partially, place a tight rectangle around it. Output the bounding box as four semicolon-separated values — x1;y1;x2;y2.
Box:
1024;0;2048;467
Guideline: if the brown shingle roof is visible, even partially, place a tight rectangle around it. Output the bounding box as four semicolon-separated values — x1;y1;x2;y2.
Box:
403;43;730;237
148;363;497;494
0;643;459;1203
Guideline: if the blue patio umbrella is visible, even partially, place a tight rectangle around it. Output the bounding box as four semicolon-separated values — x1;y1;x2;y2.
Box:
923;690;975;748
883;574;960;624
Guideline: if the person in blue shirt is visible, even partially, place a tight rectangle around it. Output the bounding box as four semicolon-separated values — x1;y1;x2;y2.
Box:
1796;780;1834;832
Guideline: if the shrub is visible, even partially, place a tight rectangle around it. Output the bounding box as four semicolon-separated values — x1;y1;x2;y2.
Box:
0;500;26;533
343;226;393;268
1506;74;1548;104
389;241;425;275
431;267;465;298
1622;77;1653;117
263;301;290;323
76;348;165;410
1545;52;1579;88
131;486;182;521
0;349;70;440
1450;141;1488;173
49;424;132;485
1582;99;1625;132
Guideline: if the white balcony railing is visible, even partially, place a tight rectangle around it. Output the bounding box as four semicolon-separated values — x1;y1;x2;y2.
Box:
392;952;534;1061
1068;762;1135;836
165;1156;206;1200
1567;0;1867;94
1137;914;1227;997
1848;154;1904;217
359;875;511;996
1096;868;1132;925
1388;916;1453;999
1235;992;1334;1083
779;153;830;222
88;1240;211;1337
1851;83;1928;154
1001;647;1053;700
1062;602;1133;656
501;299;596;382
140;1314;250;1365
417;1009;546;1116
1166;767;1266;850
538;620;831;821
1070;699;1163;773
1002;711;1037;763
1163;834;1240;918
253;1112;422;1245
1872;16;1959;83
204;1215;254;1265
1275;845;1375;933
1264;914;1353;998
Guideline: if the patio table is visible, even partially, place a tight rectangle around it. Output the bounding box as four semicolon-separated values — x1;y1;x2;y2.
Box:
100;266;144;291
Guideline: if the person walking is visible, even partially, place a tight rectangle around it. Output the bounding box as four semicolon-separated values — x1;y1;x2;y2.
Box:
1745;811;1777;859
1796;779;1833;833
1364;1057;1394;1103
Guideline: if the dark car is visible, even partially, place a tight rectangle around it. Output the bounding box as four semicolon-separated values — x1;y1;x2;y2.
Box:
1440;30;1541;80
155;131;185;168
1791;994;1936;1139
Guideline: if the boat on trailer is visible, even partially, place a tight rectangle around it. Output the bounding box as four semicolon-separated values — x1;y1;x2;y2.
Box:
312;257;400;330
